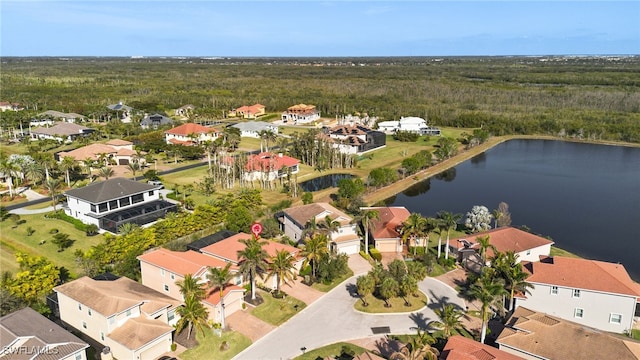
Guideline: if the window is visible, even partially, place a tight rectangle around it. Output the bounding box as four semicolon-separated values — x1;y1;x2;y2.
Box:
149;190;154;196
573;289;581;298
170;273;175;280
164;284;169;292
100;332;105;341
120;197;130;207
168;312;175;322
526;250;531;255
574;308;584;318
126;309;132;317
161;269;165;276
75;353;82;360
88;308;92;316
82;321;87;329
98;203;108;213
550;286;558;295
108;200;119;210
131;193;144;204
610;313;622;324
78;303;82;311
90;204;96;213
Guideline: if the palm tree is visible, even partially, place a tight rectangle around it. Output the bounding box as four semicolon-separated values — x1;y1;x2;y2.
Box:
398;275;418;306
59;156;76;187
356;274;375;306
359;209;379;255
493;251;533;311
0;156;18;198
468;272;508;343
127;161;140;180
438;211;463;259
302;233;328;279
301;217;319;240
175;295;209;340
267;249;296;293
83;157;96;180
400;213;426;252
207;263;234;330
379;277;399;308
25;161;44;187
176;273;206;301
237;237;268;301
476;235;496;265
429;304;465;338
44;177;62;211
390;328;439;360
435;212;449;258
259;129;277;152
117;222;140;235
319;215;340;238
98;167;114;180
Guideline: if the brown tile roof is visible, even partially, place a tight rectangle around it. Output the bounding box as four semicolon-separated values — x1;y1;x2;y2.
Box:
138;248;234;276
450;227;554;258
522;256;640;297
282;202;353;228
496;307;640;360
441;335;523;360
368;207;410;239
286;103;316;113
54;276;180;317
107;317;173;351
64;177;156;203
105;139;133;146
332;233;360;244
200;233;301;264
58;143;117;161
31;122;92;136
165;123;218;136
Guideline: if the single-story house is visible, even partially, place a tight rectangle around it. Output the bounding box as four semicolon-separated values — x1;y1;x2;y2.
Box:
363;206;411;253
140;113;173;129
106;102;133;123
164;123;220;146
37;110;85;123
323;124;386;155
54;276;181;360
231;121;279;138
229;104;266;119
30;122;94;143
0;101;22;111
377;116;441;135
1;307;90;360
57;139;143;166
63;177;177;233
278;203;361;255
496;307;640;360
281;104;320;124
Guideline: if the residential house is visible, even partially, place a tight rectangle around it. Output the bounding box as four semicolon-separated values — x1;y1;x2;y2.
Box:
514;256;640;333
377;116;441;135
37;110;85;123
323;124;386;155
229;104;266;119
138;248;244;324
30;122;94;143
57;139;143;166
281;104;320;124
174;104;195;117
230;121;279;138
199;232;305;289
106;102;133;123
1;307;90;360
0;101;22;111
448;227;554;267
243;152;300;182
140;114;173;130
496;307;640;360
363;206;411;253
164;123;220;146
278;203;361;255
54;276;181;360
63;177;177;233
440;335;523;360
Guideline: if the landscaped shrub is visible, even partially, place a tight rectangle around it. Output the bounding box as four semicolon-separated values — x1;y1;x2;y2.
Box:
299;264;312;277
408;246;426;256
369;248;382;262
438;256;456;269
359;250;371;261
46;210;89;232
26;227;35;236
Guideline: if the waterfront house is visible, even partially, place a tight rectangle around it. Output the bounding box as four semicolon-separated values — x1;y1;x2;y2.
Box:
377;116;441;135
323;124;386;155
281;104;320;124
364;206;411;253
106;102;133;123
514;256;640;333
243;152;300;182
164;123;220;146
0;101;22;111
54;276;181;360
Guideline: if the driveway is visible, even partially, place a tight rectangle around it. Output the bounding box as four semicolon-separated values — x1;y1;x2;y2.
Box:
233;275;466;359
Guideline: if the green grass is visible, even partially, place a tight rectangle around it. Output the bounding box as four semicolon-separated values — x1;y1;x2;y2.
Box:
354;291;428;313
249;290;307;326
0;213;103;275
179;329;252;360
293;342;368;360
311;269;354;292
550;246;581;258
632;329;640;340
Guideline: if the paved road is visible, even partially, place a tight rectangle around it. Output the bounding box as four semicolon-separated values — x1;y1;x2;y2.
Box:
233;275;466;360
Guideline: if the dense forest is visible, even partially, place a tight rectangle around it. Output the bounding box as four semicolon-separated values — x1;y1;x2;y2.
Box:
1;56;639;142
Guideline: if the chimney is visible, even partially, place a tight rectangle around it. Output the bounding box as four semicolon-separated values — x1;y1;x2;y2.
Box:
278;153;283;158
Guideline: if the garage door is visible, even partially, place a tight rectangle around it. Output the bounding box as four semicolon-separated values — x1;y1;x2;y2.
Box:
376;240;397;253
337;242;360;255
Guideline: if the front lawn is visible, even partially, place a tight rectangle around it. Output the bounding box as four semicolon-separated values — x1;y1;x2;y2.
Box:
354;291;428;313
632;329;640;340
179;329;251;360
249;290;306;326
294;342;368;360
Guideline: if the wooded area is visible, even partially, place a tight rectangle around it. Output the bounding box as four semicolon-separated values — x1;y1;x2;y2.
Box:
1;56;639;142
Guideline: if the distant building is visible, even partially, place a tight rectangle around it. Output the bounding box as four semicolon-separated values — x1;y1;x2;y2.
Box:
0;101;23;112
229;104;266;119
242;152;300;182
106;102;133;123
58;139;143;166
30;122;94;143
140;114;173;129
174;104;195;117
377;116;441;135
37;110;85;123
231;121;279;138
164;123;220;145
323;124;386;155
281;104;320;124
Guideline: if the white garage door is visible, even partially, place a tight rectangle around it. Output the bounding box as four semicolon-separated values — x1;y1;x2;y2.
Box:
337;242;360;255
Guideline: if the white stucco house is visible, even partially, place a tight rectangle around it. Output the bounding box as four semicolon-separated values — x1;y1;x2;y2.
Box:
322;124;387;155
514;256;640;334
63;178;177;233
242;152;300;182
377;116;441;135
281;104;320;124
164;123;221;146
278;203;361;255
231;121;279;138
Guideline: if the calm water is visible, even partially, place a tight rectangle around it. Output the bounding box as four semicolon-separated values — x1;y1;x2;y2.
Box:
385;140;640;280
300;173;355;192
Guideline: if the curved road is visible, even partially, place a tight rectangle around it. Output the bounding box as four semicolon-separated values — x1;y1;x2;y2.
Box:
233;275;465;360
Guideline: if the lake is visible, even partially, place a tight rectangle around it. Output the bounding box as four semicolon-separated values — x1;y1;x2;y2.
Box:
384;140;640;281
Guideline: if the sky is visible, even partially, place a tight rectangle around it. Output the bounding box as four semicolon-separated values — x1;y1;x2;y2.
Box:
1;1;638;57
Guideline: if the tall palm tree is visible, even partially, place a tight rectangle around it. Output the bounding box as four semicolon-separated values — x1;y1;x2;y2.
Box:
400;213;426;252
390;328;439;360
44;177;62;211
359;209;379;255
302;233;328;279
468;272;508;343
438;211;463;259
0;156;18;198
175;295;209;340
493;251;533;311
25;161;44;187
83;157;96;180
319;215;340;238
98;167;114;180
207;263;234;329
429;304;465;338
127;161;140;180
176;273;206;301
237;237;268;301
476;235;496;265
267;249;296;293
59;156;76;187
435;212;449;258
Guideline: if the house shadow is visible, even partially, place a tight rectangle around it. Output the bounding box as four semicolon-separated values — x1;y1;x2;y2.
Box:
373;336;403;358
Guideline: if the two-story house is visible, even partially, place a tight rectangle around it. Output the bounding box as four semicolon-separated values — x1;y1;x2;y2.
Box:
514;256;640;333
281;104;320;124
243;152;300;182
54;276;181;360
377;116;441;135
323;124;386;155
278;203;361;255
1;307;90;360
363;206;411;253
137;248;245;324
63;177;177;233
164;123;220;146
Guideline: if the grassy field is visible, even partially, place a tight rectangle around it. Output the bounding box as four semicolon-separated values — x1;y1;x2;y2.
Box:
249;290;307;326
354;290;428;313
293;342;368;360
0;213;103;275
179;329;252;360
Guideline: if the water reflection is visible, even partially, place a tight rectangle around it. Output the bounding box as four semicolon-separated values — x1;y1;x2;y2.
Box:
434;167;457;182
299;173;355;192
402;178;432;197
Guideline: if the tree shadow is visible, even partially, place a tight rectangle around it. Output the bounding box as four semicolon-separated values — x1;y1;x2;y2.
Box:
428;290;466;312
345;283;360;299
409;312;430;330
374;336;403;358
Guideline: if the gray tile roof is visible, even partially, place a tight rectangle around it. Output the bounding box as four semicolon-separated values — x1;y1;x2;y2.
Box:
30;122;92;137
64;177;156;203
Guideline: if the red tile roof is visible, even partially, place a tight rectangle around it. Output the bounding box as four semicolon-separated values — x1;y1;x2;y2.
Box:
105;139;133;146
245;152;299;172
523;256;640;298
203;285;244;306
200;233;301;264
165;123;219;136
441;335;524;360
450;227;554;258
138;248;234;276
236;104;265;114
368;207;411;239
